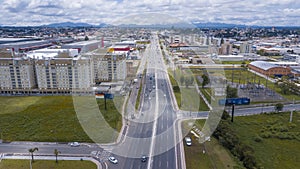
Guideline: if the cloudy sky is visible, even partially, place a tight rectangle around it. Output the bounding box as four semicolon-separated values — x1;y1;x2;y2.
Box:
0;0;300;26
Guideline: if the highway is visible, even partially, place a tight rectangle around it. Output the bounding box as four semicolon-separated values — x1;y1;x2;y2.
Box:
105;32;182;169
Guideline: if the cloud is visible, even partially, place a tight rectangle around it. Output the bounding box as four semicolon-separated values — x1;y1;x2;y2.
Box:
0;0;299;26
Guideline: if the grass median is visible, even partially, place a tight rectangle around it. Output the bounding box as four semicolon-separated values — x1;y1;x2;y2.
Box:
135;81;143;110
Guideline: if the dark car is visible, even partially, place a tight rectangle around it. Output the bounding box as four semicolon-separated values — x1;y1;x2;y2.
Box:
141;155;147;162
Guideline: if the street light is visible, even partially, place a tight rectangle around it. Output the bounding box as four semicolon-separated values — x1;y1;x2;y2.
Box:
290;109;295;123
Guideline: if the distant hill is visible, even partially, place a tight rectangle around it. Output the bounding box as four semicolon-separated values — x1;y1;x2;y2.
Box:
192;22;248;28
43;22;109;28
44;22;93;28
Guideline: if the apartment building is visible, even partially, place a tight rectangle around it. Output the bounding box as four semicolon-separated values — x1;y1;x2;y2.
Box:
219;42;232;55
0;49;36;94
0;48;94;95
32;50;94;94
87;50;127;82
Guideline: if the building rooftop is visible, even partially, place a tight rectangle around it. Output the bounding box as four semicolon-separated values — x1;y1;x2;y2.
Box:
0;40;49;46
63;40;100;46
269;61;299;66
249;61;280;70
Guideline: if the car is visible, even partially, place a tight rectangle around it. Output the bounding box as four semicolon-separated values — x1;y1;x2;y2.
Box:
185;137;192;146
141;155;147;162
108;156;118;164
70;142;80;147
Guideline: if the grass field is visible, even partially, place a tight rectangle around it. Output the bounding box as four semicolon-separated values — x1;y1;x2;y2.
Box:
231;112;300;169
168;70;209;111
0;96;122;142
97;99;123;132
183;120;243;169
0;160;96;169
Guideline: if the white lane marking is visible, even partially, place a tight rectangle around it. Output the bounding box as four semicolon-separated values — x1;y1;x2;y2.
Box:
147;33;160;169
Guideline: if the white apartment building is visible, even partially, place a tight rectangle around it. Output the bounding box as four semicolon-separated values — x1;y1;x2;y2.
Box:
0;50;36;93
34;54;94;93
240;42;252;54
87;51;127;82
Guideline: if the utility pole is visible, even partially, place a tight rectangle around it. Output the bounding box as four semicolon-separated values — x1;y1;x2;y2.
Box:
0;129;2;143
231;104;235;122
289;109;294;123
104;95;107;110
231;64;234;85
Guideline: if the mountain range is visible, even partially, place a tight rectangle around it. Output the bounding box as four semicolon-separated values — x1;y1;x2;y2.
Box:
1;21;299;29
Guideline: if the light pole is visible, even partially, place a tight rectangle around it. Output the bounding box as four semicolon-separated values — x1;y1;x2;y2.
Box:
0;129;3;143
290;109;295;123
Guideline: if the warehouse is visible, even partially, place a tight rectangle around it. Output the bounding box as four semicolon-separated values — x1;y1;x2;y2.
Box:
248;61;292;77
62;40;100;53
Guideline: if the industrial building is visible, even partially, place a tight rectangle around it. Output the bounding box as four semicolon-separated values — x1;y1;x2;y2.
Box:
218;55;244;61
62;40;101;53
0;40;53;53
248;61;292;77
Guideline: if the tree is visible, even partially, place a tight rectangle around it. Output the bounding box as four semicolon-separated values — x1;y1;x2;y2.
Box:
54;149;61;163
220;37;224;45
226;85;238;98
185;76;194;88
275;103;284;112
201;74;209;88
84;35;89;41
180;75;185;86
28;147;38;162
279;83;289;94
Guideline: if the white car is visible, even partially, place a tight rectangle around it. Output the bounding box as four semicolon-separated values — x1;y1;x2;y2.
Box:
185;137;192;146
70;142;80;147
108;156;118;164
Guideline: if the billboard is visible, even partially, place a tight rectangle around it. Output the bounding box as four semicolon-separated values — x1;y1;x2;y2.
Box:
219;97;250;105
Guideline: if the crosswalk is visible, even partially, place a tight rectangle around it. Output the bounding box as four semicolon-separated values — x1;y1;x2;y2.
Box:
91;147;113;162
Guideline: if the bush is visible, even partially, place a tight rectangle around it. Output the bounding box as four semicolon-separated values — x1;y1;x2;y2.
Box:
213;118;258;169
254;135;263;142
173;86;180;92
260;132;271;138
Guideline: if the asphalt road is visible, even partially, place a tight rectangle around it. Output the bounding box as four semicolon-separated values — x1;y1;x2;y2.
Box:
105;33;181;169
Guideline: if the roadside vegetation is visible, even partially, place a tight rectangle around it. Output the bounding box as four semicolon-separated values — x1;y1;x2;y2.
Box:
183;120;244;169
214;111;300;169
0;160;97;169
135;69;146;110
169;71;181;108
135;81;143;110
